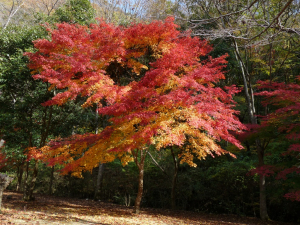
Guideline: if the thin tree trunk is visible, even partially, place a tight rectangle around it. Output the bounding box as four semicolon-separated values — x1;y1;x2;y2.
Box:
258;144;269;220
48;166;55;195
16;161;24;191
24;161;29;184
233;40;256;121
0;188;3;211
94;163;104;200
24;106;53;201
68;173;72;197
23;164;30;200
28;161;38;200
93;105;107;200
133;149;146;214
23;133;31;201
134;163;144;214
171;148;178;210
23;160;38;201
233;39;269;220
93;105;104;200
0;174;14;211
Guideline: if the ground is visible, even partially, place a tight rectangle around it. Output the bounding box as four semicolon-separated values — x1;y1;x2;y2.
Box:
0;191;296;225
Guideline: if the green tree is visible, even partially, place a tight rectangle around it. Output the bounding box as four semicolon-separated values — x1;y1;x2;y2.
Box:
52;0;95;25
0;23;96;200
184;0;300;220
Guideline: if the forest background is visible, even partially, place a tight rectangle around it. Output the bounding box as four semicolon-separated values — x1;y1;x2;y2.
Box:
0;0;300;223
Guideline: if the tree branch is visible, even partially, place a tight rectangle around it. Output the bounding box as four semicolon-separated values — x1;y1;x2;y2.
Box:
146;151;166;174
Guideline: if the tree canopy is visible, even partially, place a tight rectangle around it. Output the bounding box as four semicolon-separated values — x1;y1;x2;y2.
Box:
26;18;245;175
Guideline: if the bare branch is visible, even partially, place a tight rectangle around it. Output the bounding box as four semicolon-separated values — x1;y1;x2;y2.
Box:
1;0;24;30
249;0;295;42
190;0;259;24
187;0;300;48
146;151;166;174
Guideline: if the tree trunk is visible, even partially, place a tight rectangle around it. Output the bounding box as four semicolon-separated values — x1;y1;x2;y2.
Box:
171;148;178;210
132;149;146;214
48;166;55;195
23;160;38;201
0;173;14;211
233;39;269;220
16;161;24;191
134;163;144;214
68;173;72;197
23;161;30;200
0;188;3;211
257;144;269;220
23;105;53;201
233;40;256;121
94;163;104;200
93;106;105;200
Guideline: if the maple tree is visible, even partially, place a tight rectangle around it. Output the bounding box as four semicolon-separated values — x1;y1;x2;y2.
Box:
255;78;300;202
26;17;245;213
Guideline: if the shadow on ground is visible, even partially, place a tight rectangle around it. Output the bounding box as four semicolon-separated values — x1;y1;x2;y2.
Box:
1;191;296;225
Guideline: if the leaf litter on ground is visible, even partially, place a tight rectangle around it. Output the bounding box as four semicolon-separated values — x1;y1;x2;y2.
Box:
0;191;297;225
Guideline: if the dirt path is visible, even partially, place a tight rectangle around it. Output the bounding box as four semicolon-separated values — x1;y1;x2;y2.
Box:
0;191;296;225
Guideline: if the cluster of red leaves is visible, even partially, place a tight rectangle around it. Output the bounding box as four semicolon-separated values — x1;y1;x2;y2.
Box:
256;78;300;151
0;152;8;170
257;77;300;134
26;18;245;175
276;167;300;180
247;165;276;177
256;77;300;201
248;165;300;183
284;190;300;201
0;139;8;169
